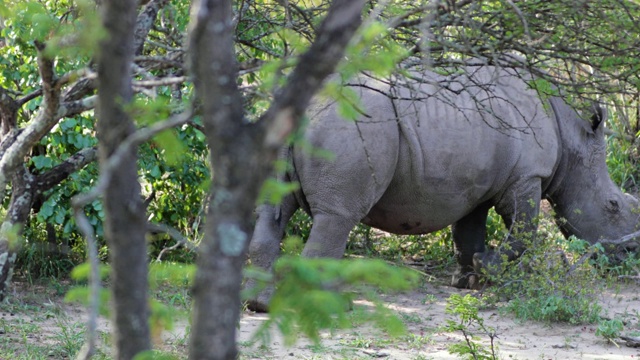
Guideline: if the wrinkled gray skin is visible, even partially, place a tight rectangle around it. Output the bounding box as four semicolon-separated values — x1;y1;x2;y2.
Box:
246;66;640;312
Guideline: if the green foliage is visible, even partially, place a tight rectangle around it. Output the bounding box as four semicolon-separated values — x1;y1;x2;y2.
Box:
148;261;195;289
65;261;186;343
483;231;604;324
286;209;313;240
606;128;639;189
14;235;78;280
339;21;409;79
250;249;418;346
70;261;111;281
596;318;624;345
258;178;300;206
52;319;86;358
133;351;181;360
445;294;497;360
142;125;209;262
0;0;205;274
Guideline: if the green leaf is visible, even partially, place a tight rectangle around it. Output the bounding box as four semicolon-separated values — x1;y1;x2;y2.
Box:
39;200;54;218
53;209;65;225
336;87;363;121
153;130;186;166
150;164;162;178
70;262;111;281
257;178;299;205
31;155;53;170
64;286;111;316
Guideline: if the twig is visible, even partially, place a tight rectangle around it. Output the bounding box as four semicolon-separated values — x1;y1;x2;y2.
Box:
151;222;198;261
72;206;100;360
567;230;640;275
619;335;640;347
133;76;187;87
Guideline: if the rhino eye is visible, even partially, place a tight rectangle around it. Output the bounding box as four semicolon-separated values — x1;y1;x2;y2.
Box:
607;199;620;213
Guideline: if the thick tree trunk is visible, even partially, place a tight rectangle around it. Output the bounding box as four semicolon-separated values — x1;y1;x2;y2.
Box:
97;0;150;358
0;167;34;300
188;1;251;358
188;0;365;358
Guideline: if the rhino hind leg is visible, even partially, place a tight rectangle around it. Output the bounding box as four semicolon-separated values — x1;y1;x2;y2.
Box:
246;194;299;312
451;203;491;289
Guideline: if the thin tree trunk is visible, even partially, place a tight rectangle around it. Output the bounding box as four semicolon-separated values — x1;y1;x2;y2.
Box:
0;87;20;301
97;0;150;358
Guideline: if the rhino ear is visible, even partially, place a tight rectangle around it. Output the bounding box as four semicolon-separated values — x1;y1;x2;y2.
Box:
590;103;607;132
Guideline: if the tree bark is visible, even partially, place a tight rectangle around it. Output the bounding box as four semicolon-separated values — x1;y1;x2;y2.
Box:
97;0;150;358
188;0;365;358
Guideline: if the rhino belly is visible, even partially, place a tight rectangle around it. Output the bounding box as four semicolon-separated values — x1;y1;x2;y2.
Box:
362;187;492;235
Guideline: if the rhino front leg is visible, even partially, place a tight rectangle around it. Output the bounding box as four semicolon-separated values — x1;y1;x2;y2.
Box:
246;195;299;312
473;179;541;276
451;203;491;289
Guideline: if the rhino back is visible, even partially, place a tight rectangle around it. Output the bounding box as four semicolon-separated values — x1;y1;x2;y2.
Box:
365;68;562;234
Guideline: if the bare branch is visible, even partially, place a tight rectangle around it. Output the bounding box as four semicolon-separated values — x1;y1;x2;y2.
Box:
72;203;101;360
599;229;640;248
151;222;198;262
63;77;97;102
133;76;187;87
134;0;170;55
57;95;98;118
134;55;184;70
257;0;367;150
36;147;98;192
16;89;43;108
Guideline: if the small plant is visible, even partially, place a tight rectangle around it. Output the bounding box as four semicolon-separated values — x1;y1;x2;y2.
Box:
445;294;498;360
403;333;434;349
52;319;86;357
596;318;624;345
399;312;423;324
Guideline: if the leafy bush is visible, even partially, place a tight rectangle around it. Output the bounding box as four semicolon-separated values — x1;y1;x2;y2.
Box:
445;294;497;360
483;230;604;324
248;245;419;346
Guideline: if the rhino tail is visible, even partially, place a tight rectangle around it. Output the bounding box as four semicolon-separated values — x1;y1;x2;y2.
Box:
274;145;304;222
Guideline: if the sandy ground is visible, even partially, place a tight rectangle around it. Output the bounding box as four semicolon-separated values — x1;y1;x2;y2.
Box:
2;276;640;359
235;281;640;360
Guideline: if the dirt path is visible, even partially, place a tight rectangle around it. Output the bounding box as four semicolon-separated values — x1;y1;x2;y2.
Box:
3;279;640;359
236;282;640;360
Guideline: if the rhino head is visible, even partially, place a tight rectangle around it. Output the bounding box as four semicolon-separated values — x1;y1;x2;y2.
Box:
545;99;640;258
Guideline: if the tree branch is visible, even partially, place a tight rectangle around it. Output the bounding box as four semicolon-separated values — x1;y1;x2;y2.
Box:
133;76;187;87
0;43;60;195
257;0;367;150
134;0;170;55
36;147;98;193
57;95;98;118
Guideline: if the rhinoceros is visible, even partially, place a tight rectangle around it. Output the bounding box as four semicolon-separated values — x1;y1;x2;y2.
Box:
246;65;640;311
